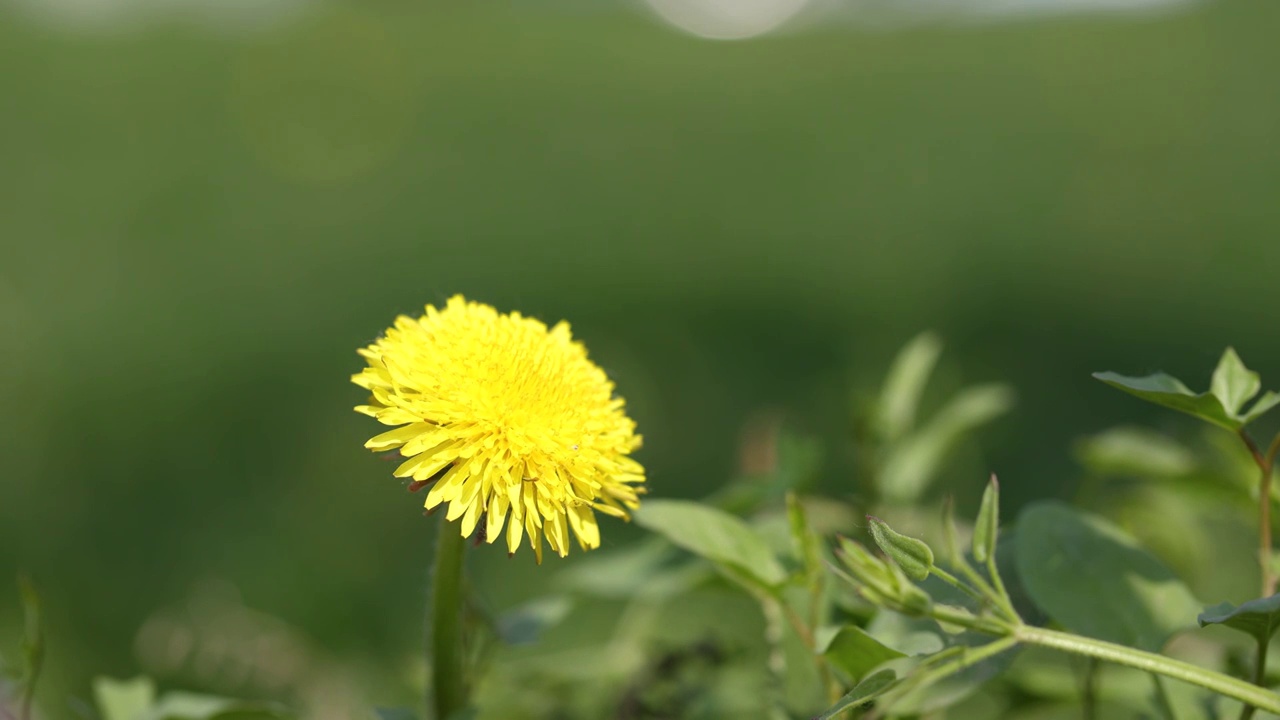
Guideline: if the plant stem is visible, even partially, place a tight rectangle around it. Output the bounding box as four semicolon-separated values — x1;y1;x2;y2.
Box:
1239;637;1270;720
888;636;1019;701
930;566;992;606
430;518;467;720
1151;675;1179;720
985;553;1020;623
1080;657;1098;720
1015;626;1280;715
1238;430;1278;597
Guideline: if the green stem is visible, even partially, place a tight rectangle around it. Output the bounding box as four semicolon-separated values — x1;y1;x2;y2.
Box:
430;518;467;720
985;553;1020;623
1239;637;1270;720
1151;675;1179;720
1080;657;1098;720
889;636;1019;701
1015;626;1280;715
1238;430;1278;598
930;566;992;606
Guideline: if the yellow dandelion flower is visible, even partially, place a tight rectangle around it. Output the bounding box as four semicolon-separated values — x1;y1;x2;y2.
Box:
352;295;646;562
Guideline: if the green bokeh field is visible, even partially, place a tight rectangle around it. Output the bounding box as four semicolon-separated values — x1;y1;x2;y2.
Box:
2;0;1279;714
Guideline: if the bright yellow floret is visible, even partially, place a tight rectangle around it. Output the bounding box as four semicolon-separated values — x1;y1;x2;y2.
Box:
352;295;645;562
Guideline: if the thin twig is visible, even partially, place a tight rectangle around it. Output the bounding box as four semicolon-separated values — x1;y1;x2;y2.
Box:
1239;430;1276;597
1240;636;1270;720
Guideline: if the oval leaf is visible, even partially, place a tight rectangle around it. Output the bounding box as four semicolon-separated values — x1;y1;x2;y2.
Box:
1015;502;1201;651
819;625;907;682
634;500;787;587
1093;371;1239;431
1198;593;1280;645
814;669;898;719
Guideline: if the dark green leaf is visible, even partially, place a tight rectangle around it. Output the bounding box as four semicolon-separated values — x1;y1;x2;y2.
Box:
819;625;907;682
867;516;934;581
1015;502;1201;651
1211;348;1262;417
94;677;155;720
813;669;898;719
634;500;787;587
497;595;573;645
879;332;943;441
1197;593;1280;645
880;384;1014;503
373;709;417;720
972;475;999;564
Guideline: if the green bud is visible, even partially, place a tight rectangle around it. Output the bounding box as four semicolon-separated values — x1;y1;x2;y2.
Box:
867;516;935;581
973;474;1000;564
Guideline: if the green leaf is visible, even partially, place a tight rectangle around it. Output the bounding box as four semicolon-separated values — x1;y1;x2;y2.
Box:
867;516;934;581
1211;348;1262;417
819;625;907;682
879;384;1014;503
148;692;292;719
497;595;573;645
972;475;999;564
633;500;787;588
373;710;417;720
1014;502;1201;651
1197;593;1280;645
879;331;943;441
94;677;156;720
1243;391;1280;426
813;669;898;719
1075;426;1197;479
1093;371;1239;430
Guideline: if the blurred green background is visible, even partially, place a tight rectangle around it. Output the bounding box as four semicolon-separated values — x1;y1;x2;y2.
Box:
2;0;1279;714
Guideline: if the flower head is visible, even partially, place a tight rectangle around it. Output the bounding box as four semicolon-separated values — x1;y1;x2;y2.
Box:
353;296;645;562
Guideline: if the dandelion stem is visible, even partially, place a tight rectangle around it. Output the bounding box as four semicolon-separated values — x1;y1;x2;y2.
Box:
430;518;467;720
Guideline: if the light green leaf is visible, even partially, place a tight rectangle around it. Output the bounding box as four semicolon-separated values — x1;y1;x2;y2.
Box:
879;332;943;441
1075;426;1197;479
867;516;934;581
1197;593;1280;645
813;669;898;719
880;383;1014;503
1211;347;1262;417
1243;391;1280;426
1015;502;1201;651
819;625;907;682
972;475;999;564
94;677;156;720
1093;371;1238;430
633;500;787;587
148;692;292;719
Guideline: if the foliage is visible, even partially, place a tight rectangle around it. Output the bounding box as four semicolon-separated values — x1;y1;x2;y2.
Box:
10;335;1280;719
